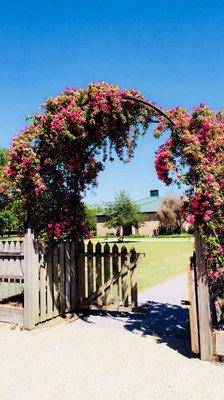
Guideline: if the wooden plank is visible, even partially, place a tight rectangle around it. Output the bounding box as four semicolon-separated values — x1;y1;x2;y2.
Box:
103;243;111;306
39;254;47;322
195;229;213;361
87;241;94;297
23;229;39;330
95;242;102;307
121;246;129;307
130;248;138;310
70;240;76;311
65;241;71;312
46;246;53;319
59;242;66;315
188;255;199;354
112;244;119;306
0;305;24;325
0;274;23;279
52;243;60;317
0;252;23;258
82;257;138;305
78;240;85;304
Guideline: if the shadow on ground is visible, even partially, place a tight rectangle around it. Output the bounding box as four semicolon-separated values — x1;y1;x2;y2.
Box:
79;301;194;359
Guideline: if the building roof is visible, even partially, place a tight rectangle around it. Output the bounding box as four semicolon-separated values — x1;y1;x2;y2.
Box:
95;195;163;216
136;196;163;213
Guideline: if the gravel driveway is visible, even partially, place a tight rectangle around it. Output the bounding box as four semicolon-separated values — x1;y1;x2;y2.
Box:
0;273;224;400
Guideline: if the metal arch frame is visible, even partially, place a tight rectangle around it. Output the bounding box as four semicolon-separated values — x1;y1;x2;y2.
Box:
122;95;174;126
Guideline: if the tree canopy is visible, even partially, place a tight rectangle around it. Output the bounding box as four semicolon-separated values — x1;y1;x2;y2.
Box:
0;148;21;232
104;191;143;237
157;196;185;235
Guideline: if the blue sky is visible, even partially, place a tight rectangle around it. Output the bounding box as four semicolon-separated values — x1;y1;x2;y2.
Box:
1;0;224;204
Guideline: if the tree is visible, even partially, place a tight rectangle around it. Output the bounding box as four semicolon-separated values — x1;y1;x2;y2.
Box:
157;196;185;234
0;148;8;173
104;192;143;241
0;149;7;209
84;205;106;236
0;148;22;232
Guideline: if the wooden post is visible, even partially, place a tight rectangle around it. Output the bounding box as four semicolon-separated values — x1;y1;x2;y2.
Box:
187;254;199;354
195;229;213;361
24;229;39;330
130;248;138;311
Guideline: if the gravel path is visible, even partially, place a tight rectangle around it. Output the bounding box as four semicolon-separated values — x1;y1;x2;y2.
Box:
0;274;224;400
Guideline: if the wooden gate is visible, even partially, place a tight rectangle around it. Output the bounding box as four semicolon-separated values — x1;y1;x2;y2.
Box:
77;242;140;311
37;240;141;321
0;230;142;329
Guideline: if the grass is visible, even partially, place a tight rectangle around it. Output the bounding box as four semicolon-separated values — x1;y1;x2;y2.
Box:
93;238;194;293
120;239;194;292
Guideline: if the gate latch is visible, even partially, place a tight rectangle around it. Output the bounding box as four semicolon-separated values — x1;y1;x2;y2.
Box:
181;300;191;306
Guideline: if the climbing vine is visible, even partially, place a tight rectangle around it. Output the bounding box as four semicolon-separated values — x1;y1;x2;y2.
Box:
1;83;223;310
154;104;224;314
0;83;157;239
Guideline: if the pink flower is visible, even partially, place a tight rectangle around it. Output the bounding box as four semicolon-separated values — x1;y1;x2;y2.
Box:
34;188;40;197
4;166;14;175
203;210;213;222
205;173;216;183
186;214;195;224
217;245;224;254
87;231;93;239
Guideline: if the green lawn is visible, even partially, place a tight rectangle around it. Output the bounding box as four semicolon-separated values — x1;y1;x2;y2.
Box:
94;238;194;293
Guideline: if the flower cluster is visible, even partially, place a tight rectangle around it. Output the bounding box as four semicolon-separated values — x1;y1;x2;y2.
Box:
154;104;224;312
0;82;155;239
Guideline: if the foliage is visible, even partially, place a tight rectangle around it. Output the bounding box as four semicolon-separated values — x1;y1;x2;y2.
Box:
0;210;20;233
0;83;157;239
157;196;185;234
153;104;224;307
84;205;105;236
155;233;193;239
104;191;143;237
0;149;8;173
0;148;22;232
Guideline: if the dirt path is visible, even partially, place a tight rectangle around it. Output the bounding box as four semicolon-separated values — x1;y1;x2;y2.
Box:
0;274;224;400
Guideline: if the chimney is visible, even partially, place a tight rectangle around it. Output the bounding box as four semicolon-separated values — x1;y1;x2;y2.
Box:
150;189;159;197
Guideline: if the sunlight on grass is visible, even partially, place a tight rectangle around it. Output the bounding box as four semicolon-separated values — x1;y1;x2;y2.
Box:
118;240;194;292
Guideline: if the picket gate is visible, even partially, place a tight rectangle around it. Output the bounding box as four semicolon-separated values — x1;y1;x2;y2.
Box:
0;230;142;329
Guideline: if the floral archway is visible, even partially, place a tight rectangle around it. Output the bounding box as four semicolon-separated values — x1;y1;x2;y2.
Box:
1;82;223;318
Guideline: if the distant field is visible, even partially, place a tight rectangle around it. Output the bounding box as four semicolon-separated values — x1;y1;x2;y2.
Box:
95;238;194;293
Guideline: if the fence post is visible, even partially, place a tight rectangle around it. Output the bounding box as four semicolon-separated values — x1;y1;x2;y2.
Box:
195;229;213;361
24;229;39;330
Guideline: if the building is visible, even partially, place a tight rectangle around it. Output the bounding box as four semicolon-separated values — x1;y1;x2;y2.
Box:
96;189;163;236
